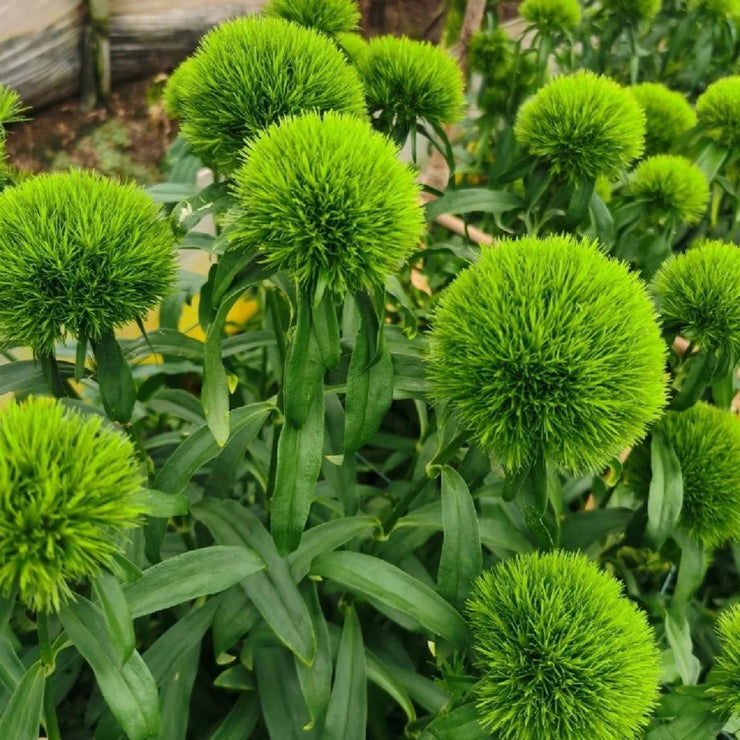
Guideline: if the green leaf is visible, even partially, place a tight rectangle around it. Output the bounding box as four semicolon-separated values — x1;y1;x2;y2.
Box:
123;328;203;361
0;661;45;740
671;350;718;411
322;606;366;740
92;330;136;423
424;702;489;739
437;467;482;610
665;609;701;686
694;141;727;181
312;551;470;647
60;597;160;739
0;635;24;694
159;639;200;740
213;587;259;655
312;294;341;370
589;191;615;245
646;709;724;739
646;429;684;550
0;360;73;395
123;546;264;618
93;572;135;664
365;649;416;722
560;509;634;550
424;188;523;221
271;385;325;555
210;694;260;740
672;535;710;607
193;499;317;665
138;489;189;518
145;182;200;202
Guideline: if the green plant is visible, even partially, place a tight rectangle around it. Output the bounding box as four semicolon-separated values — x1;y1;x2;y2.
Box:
466;551;661;739
607;0;663;24
428;234;667;474
711;605;740;719
520;0;582;34
265;0;360;34
696;75;740;148
630;83;697;155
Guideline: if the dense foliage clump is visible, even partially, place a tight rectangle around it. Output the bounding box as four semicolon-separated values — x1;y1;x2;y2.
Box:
696;76;740;147
265;0;360;34
520;0;582;33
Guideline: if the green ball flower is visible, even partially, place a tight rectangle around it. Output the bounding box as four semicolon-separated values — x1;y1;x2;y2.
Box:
630;83;697;155
163;57;197;119
711;605;740;719
0;398;147;612
265;0;360;34
232;111;424;295
606;0;662;22
629;155;709;225
514;71;646;181
428;234;667;474
688;0;739;18
520;0;582;33
177;16;366;172
652;240;740;359
356;35;466;129
468;28;514;78
336;32;370;64
696;76;740;148
0;170;176;355
467;551;661;740
625;403;740;549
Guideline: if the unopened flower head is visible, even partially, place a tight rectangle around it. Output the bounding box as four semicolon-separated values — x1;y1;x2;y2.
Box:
630;83;696;155
468;28;514;77
265;0;361;34
520;0;582;33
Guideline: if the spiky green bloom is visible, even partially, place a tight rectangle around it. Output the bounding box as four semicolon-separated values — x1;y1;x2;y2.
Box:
514;71;645;181
606;0;662;22
468;28;514;78
0;84;25;133
232;111;424;295
629;155;709;225
336;32;369;64
176;16;366;172
520;0;582;33
652;240;740;359
711;605;740;719
688;0;739;18
696;76;740;148
630;83;697;155
0;398;147;612
625;403;740;549
265;0;360;34
0;171;176;355
467;551;661;740
356;36;466;129
163;56;197;119
428;234;667;474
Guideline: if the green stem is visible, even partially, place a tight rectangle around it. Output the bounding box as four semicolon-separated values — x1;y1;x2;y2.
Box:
37;612;61;740
39;353;70;399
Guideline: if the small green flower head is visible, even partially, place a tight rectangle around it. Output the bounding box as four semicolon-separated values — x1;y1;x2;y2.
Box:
357;35;466;129
0;171;176;355
514;71;646;182
625;404;740;549
606;0;662;23
711;605;740;719
468;28;514;77
696;76;740;148
265;0;360;34
0;398;147;612
232;111;424;295
688;0;739;19
467;551;661;740
520;0;582;33
163;57;197;119
428;235;667;474
177;16;366;172
631;83;697;155
652;240;740;358
629;155;709;225
0;84;25;133
336;32;370;64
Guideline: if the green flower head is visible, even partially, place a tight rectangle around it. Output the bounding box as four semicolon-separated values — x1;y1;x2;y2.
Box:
0;170;176;355
163;56;197;119
625;403;740;549
467;551;661;740
520;0;582;33
177;16;366;172
688;0;739;18
711;605;740;719
357;35;466;129
232;111;424;295
428;234;667;474
0;398;147;612
468;28;514;77
607;0;662;22
630;83;697;155
265;0;360;34
629;155;709;225
336;32;370;64
514;71;646;181
696;76;740;148
652;240;740;359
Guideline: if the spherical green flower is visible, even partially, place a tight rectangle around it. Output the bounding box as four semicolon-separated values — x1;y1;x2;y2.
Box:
630;83;697;155
466;551;661;740
652;240;740;359
163;56;197;119
629;155;709;225
428;234;667;474
688;0;739;19
696;76;740;148
468;28;514;78
0;170;176;355
177;16;366;172
232;111;424;295
606;0;662;22
625;403;740;549
520;0;582;33
265;0;360;34
356;35;466;129
711;605;740;719
0;398;147;612
336;32;369;64
514;71;646;181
